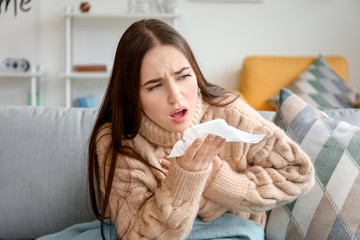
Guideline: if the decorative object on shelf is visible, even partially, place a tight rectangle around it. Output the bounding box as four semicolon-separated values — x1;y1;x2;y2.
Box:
73;64;107;72
75;96;99;108
1;58;30;72
79;1;91;13
128;0;177;13
27;93;40;106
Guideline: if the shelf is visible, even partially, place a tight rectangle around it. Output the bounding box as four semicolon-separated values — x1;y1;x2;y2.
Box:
66;12;179;20
60;72;110;79
63;5;180;108
0;71;41;78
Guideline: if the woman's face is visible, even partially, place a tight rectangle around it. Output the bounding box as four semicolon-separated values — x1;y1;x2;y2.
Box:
139;45;199;133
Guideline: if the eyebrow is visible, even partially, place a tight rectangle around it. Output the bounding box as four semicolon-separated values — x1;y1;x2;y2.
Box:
143;78;162;88
142;66;190;87
174;66;190;75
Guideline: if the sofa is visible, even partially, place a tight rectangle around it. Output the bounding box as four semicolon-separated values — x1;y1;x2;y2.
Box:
1;104;359;239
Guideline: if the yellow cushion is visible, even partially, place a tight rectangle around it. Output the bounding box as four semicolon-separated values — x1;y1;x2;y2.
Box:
239;56;348;110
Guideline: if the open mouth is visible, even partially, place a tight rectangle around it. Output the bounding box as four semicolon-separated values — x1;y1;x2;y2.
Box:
169;107;188;123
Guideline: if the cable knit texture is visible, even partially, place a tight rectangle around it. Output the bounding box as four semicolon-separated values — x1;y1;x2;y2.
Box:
95;94;314;239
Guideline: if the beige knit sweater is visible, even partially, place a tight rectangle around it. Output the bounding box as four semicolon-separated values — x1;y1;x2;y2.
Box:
96;94;314;240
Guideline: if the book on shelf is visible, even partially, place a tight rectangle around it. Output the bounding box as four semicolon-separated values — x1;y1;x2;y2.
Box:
73;65;107;72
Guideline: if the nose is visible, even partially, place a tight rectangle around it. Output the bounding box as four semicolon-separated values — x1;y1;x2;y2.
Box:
167;78;182;104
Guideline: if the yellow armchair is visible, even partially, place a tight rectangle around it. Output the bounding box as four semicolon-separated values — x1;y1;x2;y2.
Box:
238;56;349;111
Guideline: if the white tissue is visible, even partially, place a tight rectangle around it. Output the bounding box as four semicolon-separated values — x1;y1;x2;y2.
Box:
168;118;266;158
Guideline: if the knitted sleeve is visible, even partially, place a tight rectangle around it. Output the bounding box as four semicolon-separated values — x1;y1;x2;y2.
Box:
202;100;315;213
96;125;211;240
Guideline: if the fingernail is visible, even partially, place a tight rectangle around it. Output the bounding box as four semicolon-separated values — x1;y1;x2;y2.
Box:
164;148;171;154
216;136;221;142
158;158;163;164
196;140;202;145
209;135;214;141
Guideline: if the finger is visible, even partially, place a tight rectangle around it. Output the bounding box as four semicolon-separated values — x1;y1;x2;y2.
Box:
206;137;226;161
164;147;172;155
158;158;169;167
160;158;170;169
210;136;226;155
195;135;225;165
193;134;217;165
182;138;202;160
206;135;223;153
175;138;202;170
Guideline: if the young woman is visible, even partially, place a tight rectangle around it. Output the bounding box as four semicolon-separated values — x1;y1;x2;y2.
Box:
88;19;314;239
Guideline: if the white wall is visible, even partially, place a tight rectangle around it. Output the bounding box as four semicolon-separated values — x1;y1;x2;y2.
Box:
0;0;359;107
178;0;360;91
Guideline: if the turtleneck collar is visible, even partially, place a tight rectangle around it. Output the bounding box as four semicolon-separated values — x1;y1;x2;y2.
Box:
138;94;208;147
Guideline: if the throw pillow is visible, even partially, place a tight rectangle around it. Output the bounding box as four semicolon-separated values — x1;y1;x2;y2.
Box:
266;55;357;110
266;88;360;240
355;93;360;108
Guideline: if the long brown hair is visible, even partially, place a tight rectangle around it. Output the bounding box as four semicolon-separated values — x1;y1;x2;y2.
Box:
88;19;234;221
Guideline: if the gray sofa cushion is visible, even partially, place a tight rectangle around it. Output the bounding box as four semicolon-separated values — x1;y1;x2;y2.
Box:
0;106;97;239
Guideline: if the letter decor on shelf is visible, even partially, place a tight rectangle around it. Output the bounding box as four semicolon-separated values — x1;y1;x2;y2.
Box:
1;58;30;72
0;0;31;17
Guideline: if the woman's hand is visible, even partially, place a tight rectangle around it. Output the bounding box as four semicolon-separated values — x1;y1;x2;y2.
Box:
158;157;170;175
175;134;226;172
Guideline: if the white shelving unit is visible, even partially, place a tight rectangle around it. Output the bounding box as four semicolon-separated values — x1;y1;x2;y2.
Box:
0;67;41;106
62;6;179;108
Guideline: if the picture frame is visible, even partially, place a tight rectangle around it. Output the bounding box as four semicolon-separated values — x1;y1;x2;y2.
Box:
192;0;263;2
